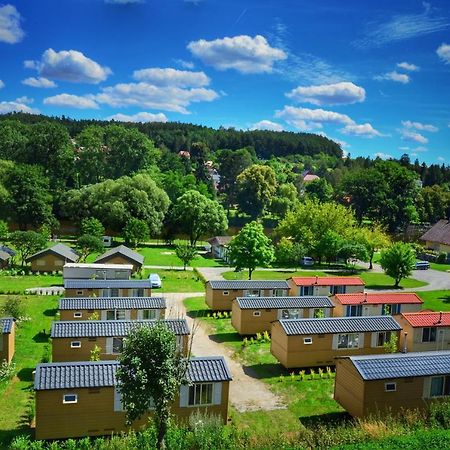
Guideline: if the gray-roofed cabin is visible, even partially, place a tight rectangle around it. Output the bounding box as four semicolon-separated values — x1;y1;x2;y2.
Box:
207;235;232;261
335;351;450;417
59;297;166;321
270;316;401;369
0;250;11;270
0;317;15;363
64;279;152;298
51;319;190;361
63;263;133;280
26;243;79;272
34;356;232;440
205;280;290;311
95;245;144;273
231;296;334;335
420;219;450;261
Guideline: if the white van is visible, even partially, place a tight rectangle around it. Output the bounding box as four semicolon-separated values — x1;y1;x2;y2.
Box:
300;256;315;266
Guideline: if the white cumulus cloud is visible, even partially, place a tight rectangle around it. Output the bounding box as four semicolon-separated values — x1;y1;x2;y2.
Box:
0;4;24;44
27;49;111;84
187;34;286;73
43;93;99;109
397;62;419;71
0;80;4;89
95;82;218;114
401;120;438;132
132;68;210;87
286;81;365;106
341;123;383;138
250;120;284;132
374;152;393;160
105;112;167;123
22;77;57;88
0;100;38;114
401;130;428;144
15;96;33;104
437;43;450;64
374;71;410;84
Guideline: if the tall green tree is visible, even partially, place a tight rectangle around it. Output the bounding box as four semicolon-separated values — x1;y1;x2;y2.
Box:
10;230;47;267
122;218;150;248
275;237;304;269
76;234;104;262
269;183;298;218
172;190;227;246
354;224;390;270
0;120;29;161
304;178;334;202
380;242;416;287
116;323;188;449
80;217;105;238
228;221;274;279
175;243;197;270
236;164;277;218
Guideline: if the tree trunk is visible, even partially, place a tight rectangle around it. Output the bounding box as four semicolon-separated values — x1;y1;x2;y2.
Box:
369;254;373;270
248;267;253;280
156;410;169;450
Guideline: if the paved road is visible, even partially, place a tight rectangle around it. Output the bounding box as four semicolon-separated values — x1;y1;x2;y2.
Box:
165;292;285;413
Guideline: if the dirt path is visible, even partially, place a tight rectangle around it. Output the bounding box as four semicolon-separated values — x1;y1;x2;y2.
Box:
164;292;285;413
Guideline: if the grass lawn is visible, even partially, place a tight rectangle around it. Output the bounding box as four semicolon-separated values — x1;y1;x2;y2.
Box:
0;273;63;294
141;269;204;293
429;262;450;272
184;296;343;440
417;290;450;311
222;269;428;289
0;295;58;447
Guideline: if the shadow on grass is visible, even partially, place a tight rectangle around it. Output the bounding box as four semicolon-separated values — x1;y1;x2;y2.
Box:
300;411;351;427
437;296;450;303
209;332;241;344
365;284;401;290
0;427;32;449
185;309;210;320
17;367;35;382
43;308;58;317
32;331;50;343
243;363;282;379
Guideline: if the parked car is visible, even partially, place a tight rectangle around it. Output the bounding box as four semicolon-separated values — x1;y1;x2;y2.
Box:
415;261;430;270
300;256;315;266
148;273;162;288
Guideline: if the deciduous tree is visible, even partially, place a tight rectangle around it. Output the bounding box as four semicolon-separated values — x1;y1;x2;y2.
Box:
80;217;105;238
122;218;150;248
380;242;416;287
76;234;104;262
10;230;47;267
175;243;197;270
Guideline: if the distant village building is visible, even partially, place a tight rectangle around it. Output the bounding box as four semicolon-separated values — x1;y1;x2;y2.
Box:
95;245;144;273
301;170;320;183
207;236;232;261
420;219;450;259
334;351;450;417
26;243;79;272
34;357;232;440
63;263;133;280
288;276;365;296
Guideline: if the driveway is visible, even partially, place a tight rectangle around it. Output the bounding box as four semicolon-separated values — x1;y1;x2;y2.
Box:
165;292;285;413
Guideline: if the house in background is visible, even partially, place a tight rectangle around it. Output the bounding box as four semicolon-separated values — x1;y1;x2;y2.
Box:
0;250;11;269
288;276;365;296
26;243;79;272
332;293;423;317
334;351;450;417
0;317;15;363
63;263;133;280
231;296;334;335
59;297;166;321
34;356;232;440
95;245;144;273
64;279;152;298
301;170;320;183
205;280;290;311
51;319;190;362
270;316;401;369
207;236;232;261
397;311;450;353
420;219;450;260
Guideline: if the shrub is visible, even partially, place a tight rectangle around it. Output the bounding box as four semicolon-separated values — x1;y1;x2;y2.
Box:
0;360;15;382
318;368;324;379
299;370;306;381
41;344;51;363
1;296;25;320
437;252;448;264
428;399;450;428
309;368;316;380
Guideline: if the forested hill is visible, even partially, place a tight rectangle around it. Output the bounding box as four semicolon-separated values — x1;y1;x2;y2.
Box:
0;112;342;159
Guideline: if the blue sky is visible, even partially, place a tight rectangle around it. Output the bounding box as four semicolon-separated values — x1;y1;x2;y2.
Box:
1;0;449;163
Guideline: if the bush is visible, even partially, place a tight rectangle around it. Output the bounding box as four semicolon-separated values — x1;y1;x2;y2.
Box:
436;252;448;264
1;296;25;319
428;399;450;428
0;360;15;382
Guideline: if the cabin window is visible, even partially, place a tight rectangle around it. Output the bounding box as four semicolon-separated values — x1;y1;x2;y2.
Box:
73;311;82;318
346;305;362;317
133;288;144;297
430;376;450;397
422;327;437;343
247;289;260;297
223;291;229;296
63;394;78;404
337;333;359;349
280;309;300;319
70;341;81;348
384;382;396;392
112;337;124;354
376;331;392;347
303;337;313;345
331;285;346;295
382;304;401;315
110;288;120;297
272;289;285;297
300;286;314;296
36;259;46;267
253;311;261;317
142;309;157;320
188;383;213;406
106;310;126;320
76;290;83;296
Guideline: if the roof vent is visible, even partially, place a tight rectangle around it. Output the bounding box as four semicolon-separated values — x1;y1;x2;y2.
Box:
363;293;368;303
435;311;443;325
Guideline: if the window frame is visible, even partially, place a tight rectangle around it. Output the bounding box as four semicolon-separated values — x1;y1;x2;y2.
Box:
337;333;359;349
384;382;397;392
346;305;362;317
280;308;300;319
422;327;437;343
73;311;82;318
112;337;124;354
303;337;313;345
70;341;81;348
187;383;214;407
376;331;392;347
253;310;261;317
222;291;229;296
63;394;78;404
142;309;157;320
429;375;450;397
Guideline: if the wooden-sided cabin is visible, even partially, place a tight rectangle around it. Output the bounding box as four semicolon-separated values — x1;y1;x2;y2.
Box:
63;263;133;280
396;311;450;353
26;243;79;273
95;245;144;273
34;356;232;440
205;280;290;311
270;316;401;369
64;279;152;298
332;293;423;317
288;276;365;296
51;319;190;362
0;317;15;363
420;219;450;258
59;297;166;321
231;296;334;335
334;351;450;417
0;250;11;269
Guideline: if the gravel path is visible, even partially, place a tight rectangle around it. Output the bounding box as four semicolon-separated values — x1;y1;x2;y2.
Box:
165;292;285;413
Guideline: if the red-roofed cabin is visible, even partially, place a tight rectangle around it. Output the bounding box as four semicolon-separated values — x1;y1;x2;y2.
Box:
288;277;365;297
397;311;450;353
332;293;423;318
